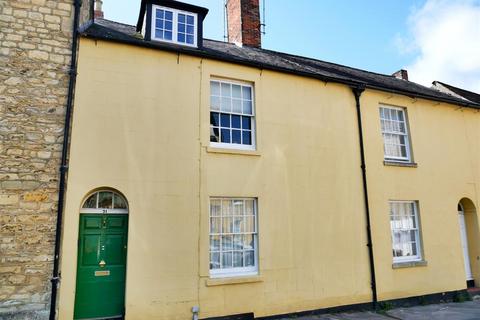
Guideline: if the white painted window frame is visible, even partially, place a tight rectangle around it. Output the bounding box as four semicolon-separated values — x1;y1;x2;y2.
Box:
151;5;198;47
389;200;422;263
209;198;259;278
209;79;256;151
379;105;412;162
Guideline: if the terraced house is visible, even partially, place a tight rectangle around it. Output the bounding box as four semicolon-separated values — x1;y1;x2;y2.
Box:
2;0;480;319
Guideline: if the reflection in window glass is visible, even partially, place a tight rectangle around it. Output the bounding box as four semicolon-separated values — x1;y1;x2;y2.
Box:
114;193;127;209
209;198;258;276
82;191;128;211
389;201;422;262
83;193;97;208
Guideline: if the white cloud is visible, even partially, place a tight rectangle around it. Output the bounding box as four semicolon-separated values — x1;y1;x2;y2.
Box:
402;0;480;92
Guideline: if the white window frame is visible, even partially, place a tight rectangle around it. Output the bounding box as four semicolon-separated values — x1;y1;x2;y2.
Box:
389;200;422;263
209;198;259;278
379;105;412;162
151;5;198;47
209;79;256;151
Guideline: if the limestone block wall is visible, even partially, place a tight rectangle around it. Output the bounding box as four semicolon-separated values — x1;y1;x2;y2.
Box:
0;0;91;318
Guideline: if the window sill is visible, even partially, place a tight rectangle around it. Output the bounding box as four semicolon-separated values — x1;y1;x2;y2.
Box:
205;275;263;287
384;161;418;168
392;260;427;269
206;146;261;157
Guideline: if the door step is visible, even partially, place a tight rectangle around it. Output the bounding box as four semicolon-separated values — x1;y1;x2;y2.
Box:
467;287;480;300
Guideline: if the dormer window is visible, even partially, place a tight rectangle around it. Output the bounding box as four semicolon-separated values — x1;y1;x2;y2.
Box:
151;5;197;47
137;1;208;49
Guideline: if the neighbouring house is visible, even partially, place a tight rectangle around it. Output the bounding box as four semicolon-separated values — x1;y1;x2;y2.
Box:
432;81;480;104
2;0;480;319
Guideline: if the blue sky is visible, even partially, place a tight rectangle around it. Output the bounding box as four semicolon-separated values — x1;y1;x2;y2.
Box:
102;0;480;92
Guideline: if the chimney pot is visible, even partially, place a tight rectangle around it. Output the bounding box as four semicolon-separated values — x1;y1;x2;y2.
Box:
227;0;261;48
392;69;409;81
94;0;104;19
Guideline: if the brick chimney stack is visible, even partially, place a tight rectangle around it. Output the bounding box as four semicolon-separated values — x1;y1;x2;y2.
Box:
94;0;104;19
392;69;409;81
227;0;261;48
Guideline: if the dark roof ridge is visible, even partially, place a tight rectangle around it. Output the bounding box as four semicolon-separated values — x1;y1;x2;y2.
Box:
250;46;398;80
95;17;135;28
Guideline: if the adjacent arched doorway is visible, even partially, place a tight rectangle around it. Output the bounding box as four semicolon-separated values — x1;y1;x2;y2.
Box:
74;190;129;320
457;198;479;288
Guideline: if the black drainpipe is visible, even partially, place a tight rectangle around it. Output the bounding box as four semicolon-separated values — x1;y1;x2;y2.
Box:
49;0;82;319
351;85;378;310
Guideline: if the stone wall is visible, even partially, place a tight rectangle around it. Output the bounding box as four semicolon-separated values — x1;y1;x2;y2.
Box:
0;0;90;318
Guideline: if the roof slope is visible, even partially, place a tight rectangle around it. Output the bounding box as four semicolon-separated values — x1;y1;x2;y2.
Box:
432;81;480;104
80;19;480;109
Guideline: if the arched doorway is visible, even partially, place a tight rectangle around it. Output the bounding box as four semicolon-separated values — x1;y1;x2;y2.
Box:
458;198;479;288
74;190;129;320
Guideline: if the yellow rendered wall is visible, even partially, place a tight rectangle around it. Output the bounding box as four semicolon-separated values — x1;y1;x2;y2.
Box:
57;38;480;320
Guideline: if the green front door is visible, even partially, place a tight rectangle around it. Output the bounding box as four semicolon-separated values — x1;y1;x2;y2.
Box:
74;214;129;319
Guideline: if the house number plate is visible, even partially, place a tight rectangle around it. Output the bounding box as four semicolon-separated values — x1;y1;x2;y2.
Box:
94;270;110;277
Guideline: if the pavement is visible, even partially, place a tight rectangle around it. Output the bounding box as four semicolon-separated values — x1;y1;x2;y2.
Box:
276;300;480;320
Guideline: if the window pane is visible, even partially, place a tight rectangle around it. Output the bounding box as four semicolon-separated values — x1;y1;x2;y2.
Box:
232;115;241;128
211;97;220;110
210;235;220;251
155;29;163;39
232;85;242;98
232;99;242;113
210;217;221;234
164;31;172;40
178;23;186;33
113;193;127;209
165;10;173;20
178;13;185;23
211;81;220;96
222;200;232;215
222;235;233;250
178;33;185;43
222;217;233;234
245;251;255;267
156;9;164;19
244;234;254;250
233;251;243;267
187;15;194;25
221;97;231;112
210;200;221;216
210;252;220;269
222;252;233;268
233;217;243;233
245;216;255;233
233;235;243;250
210;127;219;142
186;35;194;44
233;200;244;215
221;129;231;143
245;200;254;215
242;86;252;100
242;131;251;145
98;192;113;209
165;20;172;31
220;114;230;127
221;83;231;97
243;100;253;114
83;193;97;208
210;112;220;126
242;116;251;130
232;130;241;144
187;25;194;34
